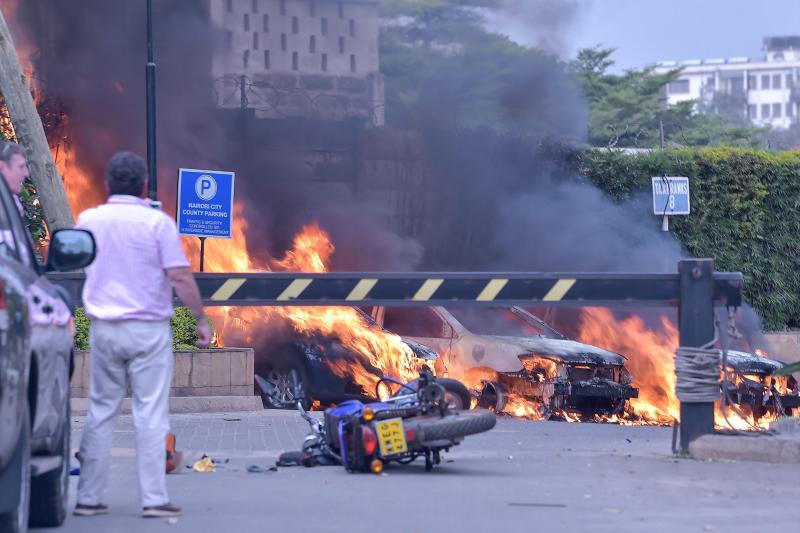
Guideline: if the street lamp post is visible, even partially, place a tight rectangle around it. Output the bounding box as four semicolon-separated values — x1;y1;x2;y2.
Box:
146;0;158;201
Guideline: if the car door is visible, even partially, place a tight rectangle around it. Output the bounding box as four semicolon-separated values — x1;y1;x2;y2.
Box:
0;188;73;451
379;307;455;372
0;192;32;470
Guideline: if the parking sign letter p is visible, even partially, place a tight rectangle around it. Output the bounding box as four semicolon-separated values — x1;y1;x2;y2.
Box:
195;174;218;201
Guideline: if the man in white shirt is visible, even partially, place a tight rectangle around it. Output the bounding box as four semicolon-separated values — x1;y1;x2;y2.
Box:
74;152;210;519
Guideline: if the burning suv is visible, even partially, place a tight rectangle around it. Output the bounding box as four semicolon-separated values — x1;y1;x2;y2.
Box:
364;306;638;419
722;349;799;421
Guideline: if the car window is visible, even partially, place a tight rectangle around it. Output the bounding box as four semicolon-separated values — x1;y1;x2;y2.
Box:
447;307;549;337
383;307;448;338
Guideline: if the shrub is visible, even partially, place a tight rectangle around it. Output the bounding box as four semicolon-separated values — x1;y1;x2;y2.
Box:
73;307;215;351
579;147;800;330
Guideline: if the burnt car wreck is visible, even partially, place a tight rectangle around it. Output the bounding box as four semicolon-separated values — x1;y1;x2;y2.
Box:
722;350;800;421
364;306;639;420
477;342;639;419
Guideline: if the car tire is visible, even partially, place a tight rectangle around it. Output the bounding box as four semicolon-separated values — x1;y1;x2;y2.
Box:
0;403;31;533
436;378;472;410
260;350;310;410
29;390;70;528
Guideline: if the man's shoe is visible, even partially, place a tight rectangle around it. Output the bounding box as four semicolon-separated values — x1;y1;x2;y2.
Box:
73;503;109;516
142;503;183;518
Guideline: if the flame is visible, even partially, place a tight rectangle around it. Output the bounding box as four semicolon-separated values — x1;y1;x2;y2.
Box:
183;216;424;400
577;308;778;429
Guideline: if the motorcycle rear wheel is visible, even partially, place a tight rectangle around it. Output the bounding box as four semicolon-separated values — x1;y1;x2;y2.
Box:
409;409;496;443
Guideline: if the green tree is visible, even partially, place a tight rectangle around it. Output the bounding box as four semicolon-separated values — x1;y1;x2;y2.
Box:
380;0;585;139
571;47;764;148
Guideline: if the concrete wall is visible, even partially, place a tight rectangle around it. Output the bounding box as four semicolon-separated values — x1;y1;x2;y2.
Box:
71;348;255;398
211;0;384;123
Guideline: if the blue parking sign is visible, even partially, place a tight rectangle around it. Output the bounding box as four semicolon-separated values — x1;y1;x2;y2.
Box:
177;168;235;238
652;176;690;216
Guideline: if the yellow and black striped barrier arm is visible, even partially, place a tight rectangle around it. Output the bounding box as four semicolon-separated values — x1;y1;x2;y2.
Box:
48;271;743;308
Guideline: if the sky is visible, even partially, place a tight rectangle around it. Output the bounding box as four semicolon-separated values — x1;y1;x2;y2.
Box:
490;0;800;70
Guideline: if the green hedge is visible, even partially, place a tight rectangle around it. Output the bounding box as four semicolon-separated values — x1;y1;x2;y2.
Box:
73;307;214;351
579;147;800;330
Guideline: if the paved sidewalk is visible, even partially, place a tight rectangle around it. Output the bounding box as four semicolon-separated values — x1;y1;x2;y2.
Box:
50;411;800;533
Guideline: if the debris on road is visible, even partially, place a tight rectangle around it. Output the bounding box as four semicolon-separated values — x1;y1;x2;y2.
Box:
192;456;217;473
247;465;278;474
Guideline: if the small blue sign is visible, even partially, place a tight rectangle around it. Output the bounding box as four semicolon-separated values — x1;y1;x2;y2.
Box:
177;168;235;238
652;176;690;216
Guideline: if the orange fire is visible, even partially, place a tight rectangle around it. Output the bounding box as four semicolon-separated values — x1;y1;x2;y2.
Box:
181;215;424;400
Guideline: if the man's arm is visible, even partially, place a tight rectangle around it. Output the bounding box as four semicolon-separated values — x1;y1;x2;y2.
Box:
166;267;211;347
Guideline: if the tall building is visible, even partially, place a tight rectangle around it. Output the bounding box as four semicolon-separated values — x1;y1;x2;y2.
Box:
210;0;385;125
654;36;800;129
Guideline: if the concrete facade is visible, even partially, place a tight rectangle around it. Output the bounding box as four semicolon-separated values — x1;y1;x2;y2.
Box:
210;0;384;124
70;348;256;398
654;37;800;129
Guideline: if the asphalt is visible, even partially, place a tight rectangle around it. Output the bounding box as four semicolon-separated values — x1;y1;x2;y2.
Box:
32;411;800;533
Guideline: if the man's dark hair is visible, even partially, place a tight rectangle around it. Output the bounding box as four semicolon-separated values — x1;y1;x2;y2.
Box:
106;151;147;196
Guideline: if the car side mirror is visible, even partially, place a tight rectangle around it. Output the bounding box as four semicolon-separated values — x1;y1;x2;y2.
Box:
47;229;96;272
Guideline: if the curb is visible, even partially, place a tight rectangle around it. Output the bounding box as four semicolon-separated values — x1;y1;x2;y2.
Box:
71;396;264;416
689;433;800;464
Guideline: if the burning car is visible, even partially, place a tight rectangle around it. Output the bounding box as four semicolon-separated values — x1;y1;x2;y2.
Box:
255;308;448;409
722;349;799;421
363;306;639;419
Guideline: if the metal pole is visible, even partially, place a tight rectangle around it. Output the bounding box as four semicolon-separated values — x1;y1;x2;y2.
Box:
678;259;716;452
199;237;206;272
146;0;158;201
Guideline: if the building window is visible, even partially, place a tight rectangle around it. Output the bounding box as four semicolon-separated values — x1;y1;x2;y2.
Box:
761;103;770;118
322;53;328;72
773;74;782;89
244;13;250;32
281;34;287;52
280;0;286;16
263;14;269;32
338;2;344;18
762;74;771;90
748;75;757;90
338;36;345;54
748;104;757;119
252;0;258;13
350;54;356;73
667;79;689;94
292;16;299;34
309;35;316;53
243;50;250;69
253;32;259;50
264;50;271;69
787;74;795;88
226;30;233;49
321;17;328;36
773;103;782;117
787;103;795;117
706;76;715;88
310;0;317;17
226;0;233;13
349;19;355;37
292;52;299;71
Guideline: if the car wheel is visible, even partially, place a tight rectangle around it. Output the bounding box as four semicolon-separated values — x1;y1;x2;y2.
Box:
0;403;31;533
260;354;310;410
29;390;70;528
436;378;472;410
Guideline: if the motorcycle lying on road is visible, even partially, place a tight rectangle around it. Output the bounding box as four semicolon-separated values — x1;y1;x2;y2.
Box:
257;370;496;473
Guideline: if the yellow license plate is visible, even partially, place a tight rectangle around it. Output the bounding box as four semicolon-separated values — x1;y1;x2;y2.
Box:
374;418;408;457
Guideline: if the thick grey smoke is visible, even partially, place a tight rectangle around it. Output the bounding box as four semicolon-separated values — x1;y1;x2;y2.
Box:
17;0;421;271
490;0;586;55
